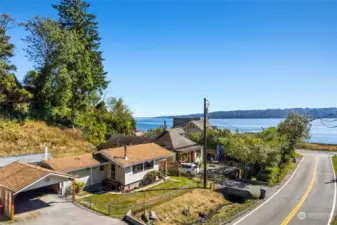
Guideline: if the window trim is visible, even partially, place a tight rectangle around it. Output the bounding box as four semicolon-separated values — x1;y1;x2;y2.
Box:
132;163;143;174
144;161;154;171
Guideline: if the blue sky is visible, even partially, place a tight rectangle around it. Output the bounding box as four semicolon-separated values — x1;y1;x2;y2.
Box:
2;0;337;117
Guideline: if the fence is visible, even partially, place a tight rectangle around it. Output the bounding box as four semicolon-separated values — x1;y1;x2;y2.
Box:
79;184;195;218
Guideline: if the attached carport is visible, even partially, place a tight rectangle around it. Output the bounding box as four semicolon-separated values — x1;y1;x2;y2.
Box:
0;162;75;221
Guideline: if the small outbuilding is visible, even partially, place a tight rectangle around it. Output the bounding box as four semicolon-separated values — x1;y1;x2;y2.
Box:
0;162;75;221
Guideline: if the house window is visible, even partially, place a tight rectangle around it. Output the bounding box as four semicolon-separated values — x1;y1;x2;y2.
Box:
133;164;143;174
100;165;104;171
144;161;154;170
125;166;131;174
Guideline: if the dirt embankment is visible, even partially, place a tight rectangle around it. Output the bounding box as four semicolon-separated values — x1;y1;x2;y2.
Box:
0;120;95;158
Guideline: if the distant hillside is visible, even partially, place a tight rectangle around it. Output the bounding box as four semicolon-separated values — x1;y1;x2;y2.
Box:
0;119;95;158
159;108;337;119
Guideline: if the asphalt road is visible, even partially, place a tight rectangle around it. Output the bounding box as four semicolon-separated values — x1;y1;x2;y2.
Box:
230;150;337;225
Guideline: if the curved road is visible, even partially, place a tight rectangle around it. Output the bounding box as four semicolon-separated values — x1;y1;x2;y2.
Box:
230;150;337;225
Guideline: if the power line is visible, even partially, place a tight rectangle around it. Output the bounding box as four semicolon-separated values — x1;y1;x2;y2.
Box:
320;118;337;128
321;118;337;122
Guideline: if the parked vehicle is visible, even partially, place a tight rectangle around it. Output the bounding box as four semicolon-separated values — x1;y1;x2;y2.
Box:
179;163;199;175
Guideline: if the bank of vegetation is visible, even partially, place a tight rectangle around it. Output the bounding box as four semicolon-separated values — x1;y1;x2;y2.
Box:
0;119;95;157
0;1;135;148
189;112;311;185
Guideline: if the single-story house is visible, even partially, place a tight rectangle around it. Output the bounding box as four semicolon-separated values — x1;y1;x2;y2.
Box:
150;128;203;164
0;162;75;221
43;143;174;192
97;143;174;189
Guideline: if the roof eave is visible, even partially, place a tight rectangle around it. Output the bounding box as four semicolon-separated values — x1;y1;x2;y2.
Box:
121;154;175;167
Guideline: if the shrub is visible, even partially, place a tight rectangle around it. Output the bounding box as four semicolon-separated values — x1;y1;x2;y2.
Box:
75;181;86;193
143;170;160;185
256;166;279;185
277;161;294;183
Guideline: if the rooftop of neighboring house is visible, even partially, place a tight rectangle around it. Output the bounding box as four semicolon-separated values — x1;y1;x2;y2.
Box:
43;153;108;172
0;152;53;168
98;134;151;150
186;120;214;131
172;117;214;130
151;128;202;152
97;143;174;167
0;162;74;193
134;130;146;137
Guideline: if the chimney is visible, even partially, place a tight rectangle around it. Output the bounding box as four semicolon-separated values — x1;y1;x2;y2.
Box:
124;145;128;160
44;146;49;161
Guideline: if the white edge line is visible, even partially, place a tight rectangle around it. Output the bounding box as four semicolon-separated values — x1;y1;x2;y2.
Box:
328;156;337;225
232;156;305;225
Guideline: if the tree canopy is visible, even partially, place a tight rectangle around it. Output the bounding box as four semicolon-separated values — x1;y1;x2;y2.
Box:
0;14;32;120
0;1;135;145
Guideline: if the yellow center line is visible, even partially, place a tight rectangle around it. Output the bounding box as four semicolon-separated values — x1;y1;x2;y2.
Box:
280;157;318;225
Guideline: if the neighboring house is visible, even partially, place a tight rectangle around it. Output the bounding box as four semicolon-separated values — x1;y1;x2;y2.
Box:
134;130;146;137
173;117;214;135
173;117;200;128
98;134;151;149
151;128;203;164
43;143;174;192
0;152;53;168
43;153;109;195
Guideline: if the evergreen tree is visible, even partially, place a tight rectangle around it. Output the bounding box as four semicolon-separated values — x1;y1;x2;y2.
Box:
0;14;32;119
53;0;108;94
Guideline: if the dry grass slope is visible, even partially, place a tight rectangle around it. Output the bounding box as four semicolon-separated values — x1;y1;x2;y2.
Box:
0;119;95;158
142;189;229;225
297;142;337;151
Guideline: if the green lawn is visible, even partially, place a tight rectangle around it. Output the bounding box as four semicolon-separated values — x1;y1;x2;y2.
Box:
78;176;200;216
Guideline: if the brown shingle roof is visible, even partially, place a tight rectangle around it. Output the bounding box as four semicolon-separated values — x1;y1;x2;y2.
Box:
0;162;73;193
44;153;107;172
98;143;174;166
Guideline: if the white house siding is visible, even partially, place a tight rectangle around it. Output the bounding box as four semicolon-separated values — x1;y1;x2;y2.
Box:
115;164;125;184
194;150;203;164
124;160;159;188
60;165;105;196
23;175;70;192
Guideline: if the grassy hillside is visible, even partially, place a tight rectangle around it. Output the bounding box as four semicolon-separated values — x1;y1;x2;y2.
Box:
0;119;95;158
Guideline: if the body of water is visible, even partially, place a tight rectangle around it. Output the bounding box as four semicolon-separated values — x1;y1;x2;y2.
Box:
135;118;337;144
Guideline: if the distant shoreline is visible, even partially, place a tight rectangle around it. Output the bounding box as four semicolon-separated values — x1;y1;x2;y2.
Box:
137;117;337;119
145;107;337;119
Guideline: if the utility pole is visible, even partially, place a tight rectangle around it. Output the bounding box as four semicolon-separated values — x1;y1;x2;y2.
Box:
203;98;208;189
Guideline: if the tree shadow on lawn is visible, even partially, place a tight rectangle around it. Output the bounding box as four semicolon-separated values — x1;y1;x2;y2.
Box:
139;187;198;193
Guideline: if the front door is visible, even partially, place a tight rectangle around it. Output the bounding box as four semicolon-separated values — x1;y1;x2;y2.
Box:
111;164;116;180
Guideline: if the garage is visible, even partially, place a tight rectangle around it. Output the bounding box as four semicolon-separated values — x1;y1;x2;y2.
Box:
0;162;75;221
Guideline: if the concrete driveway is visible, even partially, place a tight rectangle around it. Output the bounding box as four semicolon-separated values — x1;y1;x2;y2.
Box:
13;193;127;225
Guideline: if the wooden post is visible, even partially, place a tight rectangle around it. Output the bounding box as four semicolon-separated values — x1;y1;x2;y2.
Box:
72;180;76;202
164;160;168;177
10;192;14;221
